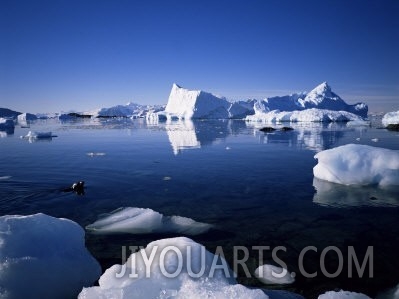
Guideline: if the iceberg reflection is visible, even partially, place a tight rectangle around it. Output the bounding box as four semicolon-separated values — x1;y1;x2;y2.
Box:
165;120;230;155
313;177;399;208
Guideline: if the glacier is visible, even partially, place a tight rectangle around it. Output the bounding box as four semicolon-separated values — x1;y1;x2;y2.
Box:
0;213;101;299
79;236;304;299
382;110;399;126
313;144;399;187
86;207;213;235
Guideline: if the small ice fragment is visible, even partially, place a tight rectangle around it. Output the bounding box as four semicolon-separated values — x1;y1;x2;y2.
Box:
371;138;378;142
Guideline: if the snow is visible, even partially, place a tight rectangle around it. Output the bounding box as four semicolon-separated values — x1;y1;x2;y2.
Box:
0;118;14;130
254;264;295;285
0;213;101;299
318;290;371;299
246;108;363;123
382;110;399;126
79;237;304;299
86;207;213;235
313;144;399;187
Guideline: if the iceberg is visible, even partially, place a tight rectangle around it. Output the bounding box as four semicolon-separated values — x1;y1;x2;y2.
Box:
254;264;295;285
0;213;101;299
382;110;399;126
318;290;371;299
313;144;399;187
91;102;164;118
0;118;14;130
79;237;304;299
246;108;363;123
86;207;213;235
17;113;37;123
157;82;367;121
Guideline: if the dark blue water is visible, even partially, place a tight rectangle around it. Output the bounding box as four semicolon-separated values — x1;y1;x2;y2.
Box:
1;118;398;298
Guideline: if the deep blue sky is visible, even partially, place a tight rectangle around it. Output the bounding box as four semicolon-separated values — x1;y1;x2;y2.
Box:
1;0;398;113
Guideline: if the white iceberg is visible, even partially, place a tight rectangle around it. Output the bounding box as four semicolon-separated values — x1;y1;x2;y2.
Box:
0;118;14;130
79;237;304;299
17;113;37;123
318;290;371;299
254;264;295;285
86;207;213;235
164;83;231;120
313;144;399;187
89;102;164;118
382;110;399;126
246;108;363;123
0;213;101;299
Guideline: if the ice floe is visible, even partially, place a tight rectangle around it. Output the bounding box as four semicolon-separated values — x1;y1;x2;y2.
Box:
313;144;399;187
0;213;101;299
86;207;213;235
318;290;371;299
23;131;56;139
79;237;304;299
254;264;295;285
382;110;399;126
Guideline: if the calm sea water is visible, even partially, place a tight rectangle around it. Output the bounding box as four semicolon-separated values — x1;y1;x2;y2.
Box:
0;118;398;298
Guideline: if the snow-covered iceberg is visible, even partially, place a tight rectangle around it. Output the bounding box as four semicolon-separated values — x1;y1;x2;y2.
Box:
156;82;367;121
17;113;37;123
254;264;295;285
0;213;101;299
0;118;14;130
90;102;164;118
313;177;399;208
318;290;371;299
246;108;363;123
313;144;399;187
86;207;213;235
163;83;231;120
382;110;399;126
79;237;304;299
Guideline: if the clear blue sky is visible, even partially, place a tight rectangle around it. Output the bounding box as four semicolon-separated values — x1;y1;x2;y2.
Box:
1;0;398;113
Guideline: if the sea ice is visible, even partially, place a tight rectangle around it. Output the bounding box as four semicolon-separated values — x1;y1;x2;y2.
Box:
254;264;295;285
79;237;304;299
0;213;101;299
382;110;399;126
318;290;371;299
86;207;213;235
313;144;399;187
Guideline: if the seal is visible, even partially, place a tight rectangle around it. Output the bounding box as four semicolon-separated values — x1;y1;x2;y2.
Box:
62;181;85;195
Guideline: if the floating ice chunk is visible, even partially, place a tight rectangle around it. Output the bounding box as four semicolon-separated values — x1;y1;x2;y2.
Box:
86;152;106;157
313;144;399;187
371;138;379;142
86;207;213;235
0;213;101;299
17;113;37;122
254;264;295;285
382;110;399;126
318;290;372;299
246;109;363;123
79;237;304;299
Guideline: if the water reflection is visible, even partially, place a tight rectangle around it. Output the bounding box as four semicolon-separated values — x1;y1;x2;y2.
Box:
249;122;359;152
313;177;399;208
